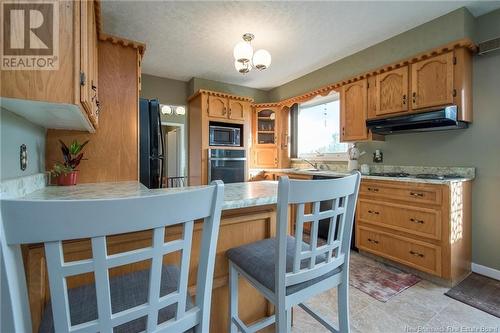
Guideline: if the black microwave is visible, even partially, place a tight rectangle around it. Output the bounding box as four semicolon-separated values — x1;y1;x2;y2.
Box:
209;124;242;147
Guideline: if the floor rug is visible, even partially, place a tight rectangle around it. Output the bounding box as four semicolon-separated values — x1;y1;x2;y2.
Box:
349;252;421;302
445;273;500;318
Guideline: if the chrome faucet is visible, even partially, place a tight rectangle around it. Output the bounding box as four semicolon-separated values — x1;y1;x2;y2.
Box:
302;159;319;170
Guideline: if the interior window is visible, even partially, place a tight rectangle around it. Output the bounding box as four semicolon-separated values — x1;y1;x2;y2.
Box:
297;94;348;159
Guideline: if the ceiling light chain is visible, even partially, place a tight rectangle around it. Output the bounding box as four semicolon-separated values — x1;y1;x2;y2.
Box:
233;33;271;74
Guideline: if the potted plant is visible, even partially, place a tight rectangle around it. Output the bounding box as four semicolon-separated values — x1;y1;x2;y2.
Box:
51;139;89;186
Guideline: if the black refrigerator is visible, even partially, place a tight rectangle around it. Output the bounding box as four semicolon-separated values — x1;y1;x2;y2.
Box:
139;98;164;188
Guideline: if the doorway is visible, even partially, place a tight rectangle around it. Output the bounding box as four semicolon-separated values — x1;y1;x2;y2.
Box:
161;122;186;186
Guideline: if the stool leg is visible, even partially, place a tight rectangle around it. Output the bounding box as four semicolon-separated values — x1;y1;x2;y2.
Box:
338;280;350;333
229;262;239;333
287;307;292;332
276;305;287;333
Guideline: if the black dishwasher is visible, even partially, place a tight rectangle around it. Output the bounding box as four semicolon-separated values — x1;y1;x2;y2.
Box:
312;175;358;251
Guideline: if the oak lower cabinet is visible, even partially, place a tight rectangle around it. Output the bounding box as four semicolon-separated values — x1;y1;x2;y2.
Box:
0;0;100;129
253;148;278;168
355;179;472;286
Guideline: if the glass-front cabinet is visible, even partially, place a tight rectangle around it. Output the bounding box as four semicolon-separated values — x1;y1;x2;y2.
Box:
255;108;277;145
253;106;281;168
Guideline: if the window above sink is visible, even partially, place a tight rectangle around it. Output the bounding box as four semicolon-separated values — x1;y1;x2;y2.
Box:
295;92;349;161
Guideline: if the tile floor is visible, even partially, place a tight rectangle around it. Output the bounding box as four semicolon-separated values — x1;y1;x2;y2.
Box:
292;253;500;333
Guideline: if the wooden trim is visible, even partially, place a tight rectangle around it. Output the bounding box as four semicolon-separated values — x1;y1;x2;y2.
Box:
188;89;254;103
94;0;103;39
99;33;146;57
253;102;283;108
275;38;477;108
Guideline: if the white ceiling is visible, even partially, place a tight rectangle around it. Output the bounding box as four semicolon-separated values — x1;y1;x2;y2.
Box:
101;1;500;90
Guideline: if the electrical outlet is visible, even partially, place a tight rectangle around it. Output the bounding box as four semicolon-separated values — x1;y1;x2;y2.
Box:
20;144;27;171
373;150;383;163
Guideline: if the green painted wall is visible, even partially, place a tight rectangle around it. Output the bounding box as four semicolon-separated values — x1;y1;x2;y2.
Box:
0;109;46;181
188;77;270;103
268;7;499;270
357;9;500;271
268;8;475;102
140;74;189;125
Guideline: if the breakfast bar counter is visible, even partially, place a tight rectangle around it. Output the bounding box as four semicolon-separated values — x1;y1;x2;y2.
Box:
16;181;281;333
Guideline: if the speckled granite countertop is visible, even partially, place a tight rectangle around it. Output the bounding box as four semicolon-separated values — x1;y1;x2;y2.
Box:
252;165;475;185
17;181;279;211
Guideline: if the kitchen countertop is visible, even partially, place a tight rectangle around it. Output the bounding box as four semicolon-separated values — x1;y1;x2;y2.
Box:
253;168;474;184
16;181;279;211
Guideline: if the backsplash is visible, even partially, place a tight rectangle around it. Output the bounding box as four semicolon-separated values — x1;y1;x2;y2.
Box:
290;159;348;172
365;164;475;178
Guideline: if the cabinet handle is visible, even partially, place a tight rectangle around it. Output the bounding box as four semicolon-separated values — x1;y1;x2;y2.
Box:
409;218;424;224
368;210;380;215
402;94;407;105
228;108;232;117
410;192;424;197
367;187;379;192
367;238;379;244
222;107;227;115
409;250;424;258
412;92;416;104
80;72;86;86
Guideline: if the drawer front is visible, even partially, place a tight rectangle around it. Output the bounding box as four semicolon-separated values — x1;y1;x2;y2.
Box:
358;226;441;276
360;181;442;205
358;200;441;240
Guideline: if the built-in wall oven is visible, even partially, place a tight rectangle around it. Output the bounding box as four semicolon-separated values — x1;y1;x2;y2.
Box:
208;149;246;184
209;122;242;147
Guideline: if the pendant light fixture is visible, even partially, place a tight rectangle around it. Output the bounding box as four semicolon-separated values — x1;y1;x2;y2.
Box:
233;33;271;74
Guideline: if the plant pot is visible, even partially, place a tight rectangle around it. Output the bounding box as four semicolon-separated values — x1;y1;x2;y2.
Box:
57;171;78;186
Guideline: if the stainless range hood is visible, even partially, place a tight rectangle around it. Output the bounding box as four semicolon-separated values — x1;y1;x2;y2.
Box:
366;106;468;135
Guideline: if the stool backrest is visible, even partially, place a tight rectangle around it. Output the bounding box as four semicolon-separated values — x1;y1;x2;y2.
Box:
275;173;361;291
0;181;224;333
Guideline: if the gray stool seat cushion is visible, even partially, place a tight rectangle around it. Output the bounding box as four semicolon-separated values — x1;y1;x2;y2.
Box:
39;265;193;333
227;236;341;295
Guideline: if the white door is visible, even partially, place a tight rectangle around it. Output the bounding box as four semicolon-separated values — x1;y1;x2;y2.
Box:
166;129;179;177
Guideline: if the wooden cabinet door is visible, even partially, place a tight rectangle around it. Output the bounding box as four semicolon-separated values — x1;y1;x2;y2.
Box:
208;96;229;119
80;0;98;126
253;148;278;168
228;99;248;120
376;66;409;116
411;52;454;110
341;79;369;141
255;108;278;146
367;76;377;119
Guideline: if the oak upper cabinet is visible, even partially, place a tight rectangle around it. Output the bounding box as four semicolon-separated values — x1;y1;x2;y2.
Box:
411;52;454;110
0;0;100;130
228;99;250;121
376;66;409;116
207;95;250;121
207;96;229;119
341;79;369;141
80;0;100;127
253;148;278;168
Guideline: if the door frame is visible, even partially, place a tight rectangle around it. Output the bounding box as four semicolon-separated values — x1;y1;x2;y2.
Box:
161;121;186;177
